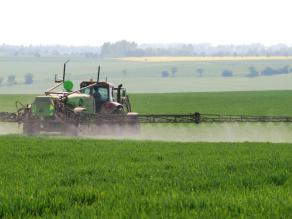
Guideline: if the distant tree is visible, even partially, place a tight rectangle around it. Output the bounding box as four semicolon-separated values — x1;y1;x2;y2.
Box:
222;69;233;77
171;67;177;77
34;52;41;57
100;42;112;57
161;70;169;78
7;75;16;86
0;77;3;86
52;50;60;56
181;44;194;55
100;40;138;57
247;66;259;77
260;66;292;76
196;68;204;77
261;67;275;76
24;73;34;85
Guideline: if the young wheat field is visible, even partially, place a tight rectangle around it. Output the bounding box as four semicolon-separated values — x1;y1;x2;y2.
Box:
0;136;291;218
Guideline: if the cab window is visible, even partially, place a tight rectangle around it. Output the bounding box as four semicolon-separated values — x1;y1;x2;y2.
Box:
81;85;109;101
97;88;109;101
82;87;91;95
92;87;109;102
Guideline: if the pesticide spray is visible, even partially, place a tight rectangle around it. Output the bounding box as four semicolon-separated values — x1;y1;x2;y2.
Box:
73;123;292;143
1;122;292;143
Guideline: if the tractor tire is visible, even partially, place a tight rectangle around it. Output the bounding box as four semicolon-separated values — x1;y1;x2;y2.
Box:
113;106;124;114
23;122;40;136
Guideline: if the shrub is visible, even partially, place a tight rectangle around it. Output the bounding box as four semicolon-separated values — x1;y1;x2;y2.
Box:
161;71;169;78
24;73;34;85
222;69;233;77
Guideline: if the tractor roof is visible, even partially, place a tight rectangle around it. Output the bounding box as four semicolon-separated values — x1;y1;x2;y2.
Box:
80;81;115;88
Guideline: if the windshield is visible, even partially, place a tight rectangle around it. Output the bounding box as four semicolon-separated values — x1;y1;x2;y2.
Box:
81;86;109;101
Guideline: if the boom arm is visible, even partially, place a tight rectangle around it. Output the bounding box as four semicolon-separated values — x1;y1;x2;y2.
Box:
1;111;292;124
137;113;292;123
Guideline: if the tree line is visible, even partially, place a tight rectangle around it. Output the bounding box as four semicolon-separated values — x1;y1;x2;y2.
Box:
0;74;33;87
223;66;292;77
101;41;292;57
2;41;292;57
159;66;292;78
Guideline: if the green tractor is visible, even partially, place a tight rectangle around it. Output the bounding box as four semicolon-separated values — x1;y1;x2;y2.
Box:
20;62;138;136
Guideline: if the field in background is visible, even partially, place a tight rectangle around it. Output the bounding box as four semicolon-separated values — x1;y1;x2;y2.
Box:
0;136;291;218
1;56;292;93
131;90;292;116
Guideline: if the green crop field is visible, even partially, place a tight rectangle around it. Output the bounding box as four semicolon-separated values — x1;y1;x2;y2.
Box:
0;136;291;218
1;56;292;93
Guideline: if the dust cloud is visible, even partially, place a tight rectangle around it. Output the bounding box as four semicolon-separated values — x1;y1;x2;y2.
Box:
0;123;21;135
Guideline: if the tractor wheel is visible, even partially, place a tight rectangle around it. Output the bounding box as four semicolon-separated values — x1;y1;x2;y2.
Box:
113;106;124;114
23;122;40;136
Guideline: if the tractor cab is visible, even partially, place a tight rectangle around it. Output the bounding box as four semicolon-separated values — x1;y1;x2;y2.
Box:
80;81;126;114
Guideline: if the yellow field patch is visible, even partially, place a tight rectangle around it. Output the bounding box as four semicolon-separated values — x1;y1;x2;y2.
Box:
117;56;292;62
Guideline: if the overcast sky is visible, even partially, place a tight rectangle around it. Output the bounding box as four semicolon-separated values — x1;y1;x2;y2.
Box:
0;0;291;46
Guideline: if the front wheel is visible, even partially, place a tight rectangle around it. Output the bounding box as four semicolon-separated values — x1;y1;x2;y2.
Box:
113;106;124;114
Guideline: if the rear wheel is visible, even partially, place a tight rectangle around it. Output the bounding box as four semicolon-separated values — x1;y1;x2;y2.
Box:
23;121;40;136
